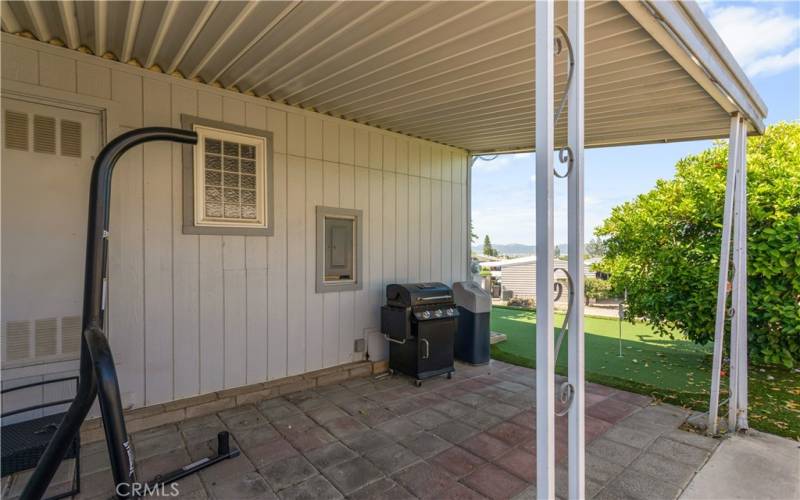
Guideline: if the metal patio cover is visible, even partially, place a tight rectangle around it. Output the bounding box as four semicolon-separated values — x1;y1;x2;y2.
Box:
1;0;767;152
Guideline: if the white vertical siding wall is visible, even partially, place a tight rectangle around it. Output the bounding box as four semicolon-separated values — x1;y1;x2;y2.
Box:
1;35;470;409
501;264;539;299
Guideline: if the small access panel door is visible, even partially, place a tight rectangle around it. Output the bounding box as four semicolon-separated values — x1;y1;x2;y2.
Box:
324;217;354;281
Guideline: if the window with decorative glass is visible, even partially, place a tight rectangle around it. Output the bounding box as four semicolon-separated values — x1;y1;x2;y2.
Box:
193;125;268;229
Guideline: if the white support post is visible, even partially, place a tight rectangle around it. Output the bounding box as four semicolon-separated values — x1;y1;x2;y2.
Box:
731;121;749;431
737;122;749;431
728;118;743;432
535;1;556;498
467;156;476;280
708;115;741;435
567;1;585;498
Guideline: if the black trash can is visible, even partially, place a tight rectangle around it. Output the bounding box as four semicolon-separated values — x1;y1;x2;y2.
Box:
453;281;492;365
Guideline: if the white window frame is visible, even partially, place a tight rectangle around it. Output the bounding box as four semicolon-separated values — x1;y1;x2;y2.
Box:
181;114;274;236
193;125;268;229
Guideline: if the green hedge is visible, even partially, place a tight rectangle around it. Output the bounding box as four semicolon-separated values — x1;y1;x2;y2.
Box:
584;277;613;303
595;122;800;367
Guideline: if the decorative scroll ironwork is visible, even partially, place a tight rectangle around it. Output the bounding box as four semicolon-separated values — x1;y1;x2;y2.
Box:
553;268;576;416
551;26;578;414
555;145;574;178
553;25;576;180
553;25;575;127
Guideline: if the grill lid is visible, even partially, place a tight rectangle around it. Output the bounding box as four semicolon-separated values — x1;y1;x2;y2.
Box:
386;282;454;307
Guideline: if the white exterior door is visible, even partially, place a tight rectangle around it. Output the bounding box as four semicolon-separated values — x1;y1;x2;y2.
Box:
1;96;101;416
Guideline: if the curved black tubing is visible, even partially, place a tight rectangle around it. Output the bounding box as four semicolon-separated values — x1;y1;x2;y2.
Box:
23;128;197;500
85;128;198;333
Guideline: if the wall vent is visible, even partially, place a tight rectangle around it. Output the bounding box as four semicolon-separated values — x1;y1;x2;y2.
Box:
3;315;83;364
61;315;82;354
35;318;58;357
5;320;31;361
60;120;82;158
33;115;57;154
5;110;29;151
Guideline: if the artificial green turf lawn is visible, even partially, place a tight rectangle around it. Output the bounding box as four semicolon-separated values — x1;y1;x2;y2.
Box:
490;306;799;440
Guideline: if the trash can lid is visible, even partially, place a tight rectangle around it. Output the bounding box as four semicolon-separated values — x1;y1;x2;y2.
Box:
453;281;492;313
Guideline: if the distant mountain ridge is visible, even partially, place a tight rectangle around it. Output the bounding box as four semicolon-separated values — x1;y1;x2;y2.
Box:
471;243;569;256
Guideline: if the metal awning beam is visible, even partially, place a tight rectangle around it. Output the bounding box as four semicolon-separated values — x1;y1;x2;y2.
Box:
144;1;179;69
23;0;49;42
56;0;80;50
467;127;733;155
304;8;533;108
328;35;662;115
165;1;218;75
0;1;21;33
240;2;341;93
187;2;259;80
1;0;767;151
287;1;621;108
363;66;693;128
266;2;440;100
284;1;507;105
93;1;106;57
411;104;721;140
209;1;300;86
120;0;143;64
381;81;706;131
619;1;765;133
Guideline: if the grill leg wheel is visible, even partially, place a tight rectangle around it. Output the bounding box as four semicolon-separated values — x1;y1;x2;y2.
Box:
415;380;422;388
447;372;453;379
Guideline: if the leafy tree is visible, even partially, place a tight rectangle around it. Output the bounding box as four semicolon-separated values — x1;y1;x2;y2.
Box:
595;122;800;367
470;223;478;244
554;246;562;259
586;237;608;258
483;235;498;256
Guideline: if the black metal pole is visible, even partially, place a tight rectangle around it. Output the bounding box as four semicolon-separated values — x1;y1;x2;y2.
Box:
22;128;197;500
85;326;136;491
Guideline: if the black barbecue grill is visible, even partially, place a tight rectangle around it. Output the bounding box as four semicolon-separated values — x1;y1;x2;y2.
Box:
381;283;457;386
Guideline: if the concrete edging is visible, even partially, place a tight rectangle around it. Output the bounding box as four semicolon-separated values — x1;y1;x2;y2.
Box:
80;360;380;443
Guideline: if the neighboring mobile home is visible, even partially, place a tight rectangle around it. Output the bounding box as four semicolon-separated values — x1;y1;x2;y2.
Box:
483;257;595;306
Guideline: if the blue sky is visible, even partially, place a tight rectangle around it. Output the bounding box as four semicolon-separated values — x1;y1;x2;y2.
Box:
472;0;800;247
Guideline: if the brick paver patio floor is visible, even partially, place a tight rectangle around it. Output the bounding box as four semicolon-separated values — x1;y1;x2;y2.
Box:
4;360;720;499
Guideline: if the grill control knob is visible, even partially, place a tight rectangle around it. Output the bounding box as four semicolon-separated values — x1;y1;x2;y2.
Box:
434;309;444;318
421;310;431;319
446;308;455;316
